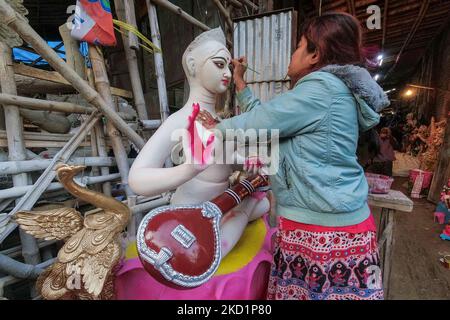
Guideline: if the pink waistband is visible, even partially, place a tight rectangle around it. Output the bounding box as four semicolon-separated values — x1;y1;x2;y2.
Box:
279;213;377;234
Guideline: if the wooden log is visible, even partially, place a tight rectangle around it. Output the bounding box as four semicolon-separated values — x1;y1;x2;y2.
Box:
0;93;95;114
0;41;40;268
18;109;71;134
0;3;145;148
0;157;134;175
212;0;233;29
114;0;149;121
13;64;132;99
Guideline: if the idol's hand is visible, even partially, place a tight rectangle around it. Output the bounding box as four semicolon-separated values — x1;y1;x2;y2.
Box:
197;110;220;130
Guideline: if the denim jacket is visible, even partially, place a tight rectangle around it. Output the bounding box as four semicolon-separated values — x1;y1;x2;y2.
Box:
216;65;389;226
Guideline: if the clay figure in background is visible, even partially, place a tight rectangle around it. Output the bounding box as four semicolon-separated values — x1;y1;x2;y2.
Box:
420;117;447;171
128;28;269;258
402;112;418;152
408;124;428;157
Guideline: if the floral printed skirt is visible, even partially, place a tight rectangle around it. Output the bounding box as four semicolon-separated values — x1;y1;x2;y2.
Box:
267;215;384;300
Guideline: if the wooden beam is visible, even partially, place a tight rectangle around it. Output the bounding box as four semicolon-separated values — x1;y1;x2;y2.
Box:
12;64;133;99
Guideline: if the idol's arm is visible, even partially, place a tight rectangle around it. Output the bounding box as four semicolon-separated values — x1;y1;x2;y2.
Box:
128;116;201;197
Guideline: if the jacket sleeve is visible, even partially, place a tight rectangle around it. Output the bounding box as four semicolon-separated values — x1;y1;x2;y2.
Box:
217;74;331;138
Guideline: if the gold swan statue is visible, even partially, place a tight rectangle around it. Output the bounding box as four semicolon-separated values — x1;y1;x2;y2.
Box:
14;164;131;300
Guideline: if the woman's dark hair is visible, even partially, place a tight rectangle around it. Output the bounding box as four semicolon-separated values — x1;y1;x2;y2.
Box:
301;12;364;69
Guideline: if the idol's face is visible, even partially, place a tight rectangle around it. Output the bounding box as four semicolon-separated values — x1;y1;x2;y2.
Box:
198;47;232;94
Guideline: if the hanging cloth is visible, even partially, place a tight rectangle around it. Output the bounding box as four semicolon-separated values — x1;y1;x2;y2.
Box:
71;0;116;46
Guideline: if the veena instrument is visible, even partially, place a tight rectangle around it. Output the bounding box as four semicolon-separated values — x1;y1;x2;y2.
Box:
137;174;268;288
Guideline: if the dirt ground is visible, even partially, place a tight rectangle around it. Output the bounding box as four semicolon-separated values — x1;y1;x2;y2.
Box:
372;177;450;300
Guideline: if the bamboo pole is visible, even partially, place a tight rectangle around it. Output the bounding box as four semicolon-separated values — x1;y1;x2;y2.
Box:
94;123;112;196
146;0;170;122
85;58;112;196
59;24;86;80
141;119;161;130
148;0;210;31
0;0;145;150
227;0;243;8
0;42;41;269
239;0;259;11
0;173;121;200
0;157;134;175
0;93;94;113
114;0;149;122
89;121;102;192
123;0;139;50
212;0;233;29
89;44;138;230
89;45;134;196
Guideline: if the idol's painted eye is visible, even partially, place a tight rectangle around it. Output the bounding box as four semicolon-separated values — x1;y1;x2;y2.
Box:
213;60;225;69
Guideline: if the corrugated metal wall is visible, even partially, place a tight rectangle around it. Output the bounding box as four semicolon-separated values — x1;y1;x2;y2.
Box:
233;9;293;103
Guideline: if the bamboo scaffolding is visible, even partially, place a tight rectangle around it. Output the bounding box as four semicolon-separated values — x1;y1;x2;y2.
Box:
114;0;149;122
146;0;170;122
89;45;136;230
89;46;134;197
89;121;102;192
59;24;86;80
123;0;139;50
0;42;41;269
94;123;112;196
149;0;210;31
0;112;100;244
0;0;145;150
13;64;132;99
0;157;134;181
0;93;94;114
141;119;161;130
227;0;244;8
0;173;121;200
239;0;259;11
0;257;56;297
213;0;233;29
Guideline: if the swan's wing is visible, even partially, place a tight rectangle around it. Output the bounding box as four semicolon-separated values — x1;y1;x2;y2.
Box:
81;241;121;297
15;207;83;240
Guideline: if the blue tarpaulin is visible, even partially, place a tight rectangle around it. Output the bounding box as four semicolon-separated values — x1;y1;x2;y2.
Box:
12;40;89;68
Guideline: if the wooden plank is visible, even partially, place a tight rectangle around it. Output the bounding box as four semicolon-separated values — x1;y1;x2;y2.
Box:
368;190;414;212
13;63;133;99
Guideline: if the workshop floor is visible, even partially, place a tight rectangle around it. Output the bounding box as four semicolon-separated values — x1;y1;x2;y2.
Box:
372;177;450;300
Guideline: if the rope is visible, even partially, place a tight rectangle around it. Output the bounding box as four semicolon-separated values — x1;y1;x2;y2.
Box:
112;19;162;54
